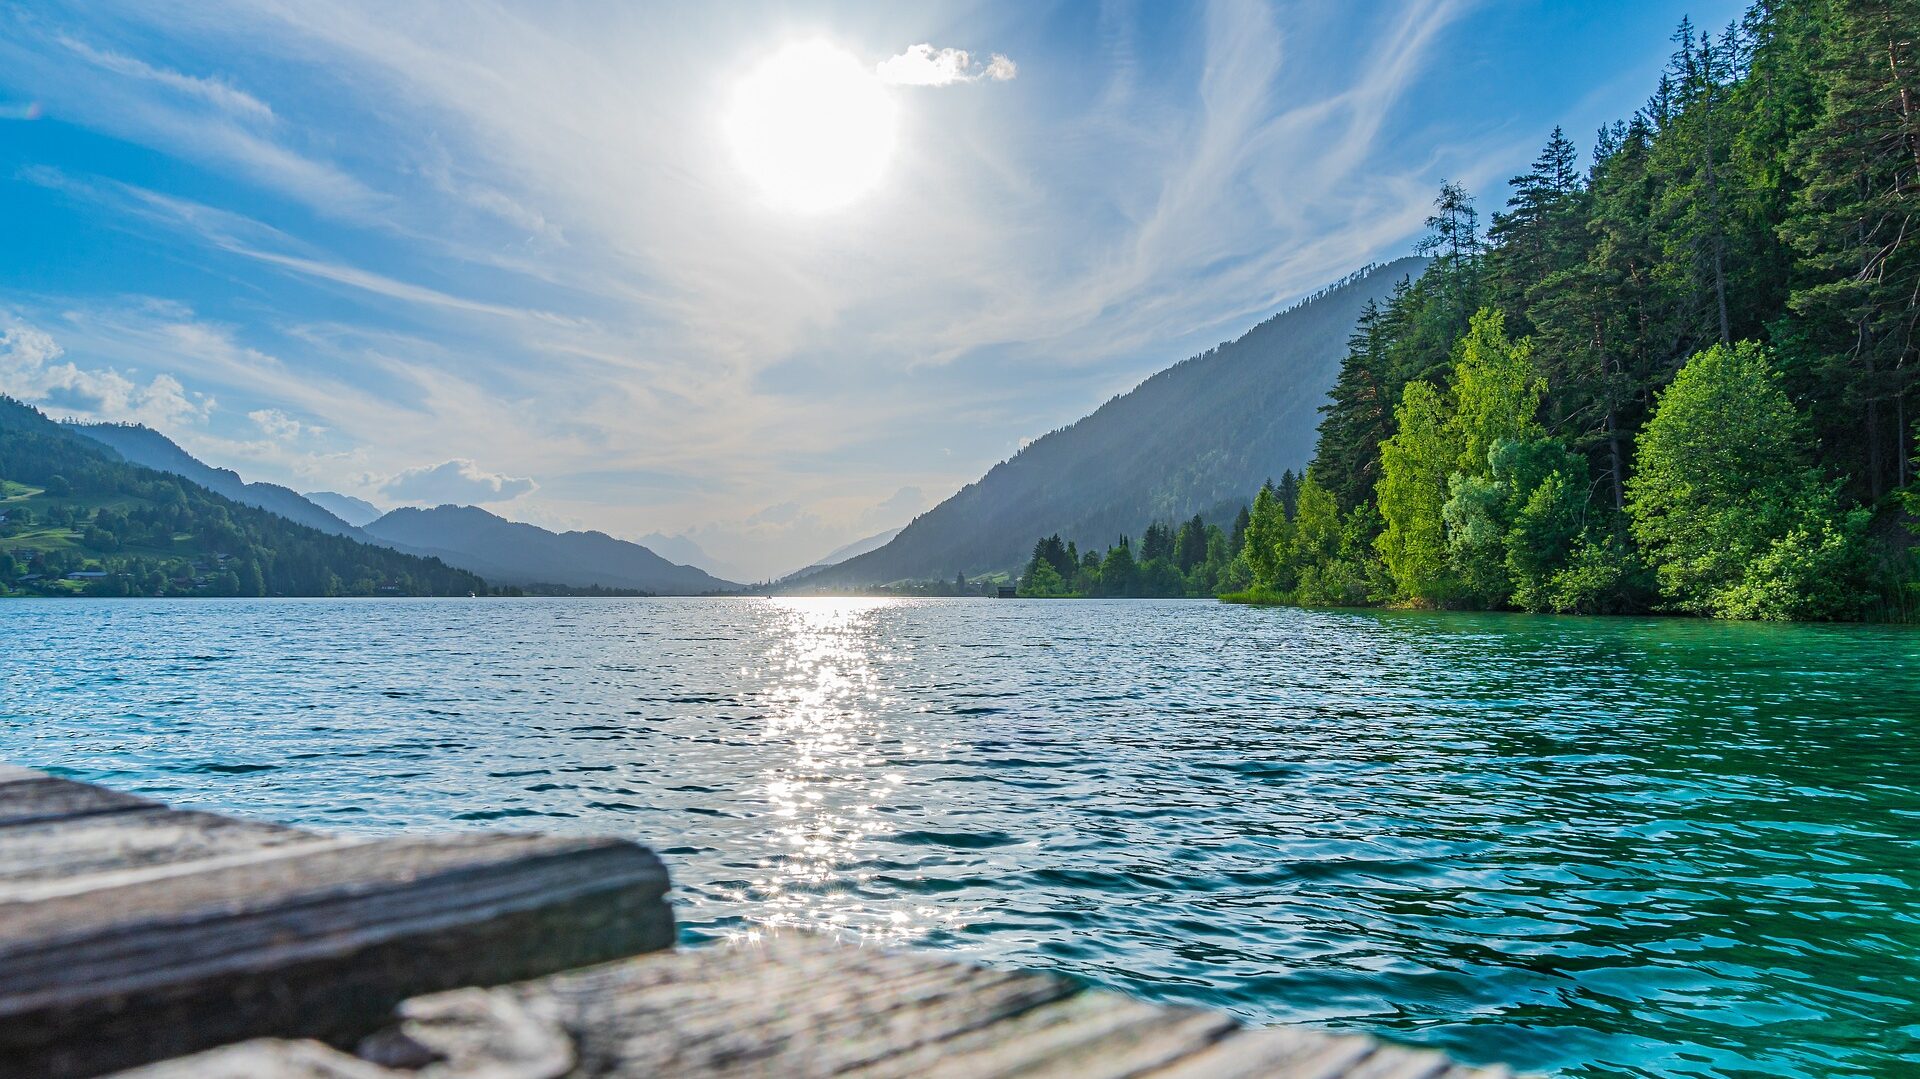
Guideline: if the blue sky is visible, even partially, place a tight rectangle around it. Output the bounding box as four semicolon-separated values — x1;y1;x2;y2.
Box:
0;0;1742;579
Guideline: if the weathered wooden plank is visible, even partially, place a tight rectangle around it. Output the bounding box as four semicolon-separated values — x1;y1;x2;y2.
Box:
121;1041;395;1079
120;933;1517;1079
1154;1028;1508;1079
5;771;1514;1079
855;993;1228;1078
1;830;674;1079
0;771;154;827
0;805;312;893
539;939;1078;1076
510;934;1515;1077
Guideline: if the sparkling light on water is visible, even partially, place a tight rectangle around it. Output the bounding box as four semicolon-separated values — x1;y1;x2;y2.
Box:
3;597;1915;1078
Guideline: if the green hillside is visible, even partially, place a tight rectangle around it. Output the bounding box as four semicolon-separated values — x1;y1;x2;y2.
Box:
0;397;486;598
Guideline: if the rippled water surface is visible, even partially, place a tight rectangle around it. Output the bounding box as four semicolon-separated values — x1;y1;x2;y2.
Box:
3;597;1916;1076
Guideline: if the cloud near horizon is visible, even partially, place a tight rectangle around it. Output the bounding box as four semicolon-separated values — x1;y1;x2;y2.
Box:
1;320;214;428
876;44;1016;86
248;407;319;440
381;459;537;504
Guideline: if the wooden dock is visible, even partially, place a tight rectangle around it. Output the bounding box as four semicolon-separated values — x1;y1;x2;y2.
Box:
0;765;1514;1079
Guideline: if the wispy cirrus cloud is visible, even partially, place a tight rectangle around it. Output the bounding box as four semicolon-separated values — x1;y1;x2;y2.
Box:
56;35;273;121
0;14;382;216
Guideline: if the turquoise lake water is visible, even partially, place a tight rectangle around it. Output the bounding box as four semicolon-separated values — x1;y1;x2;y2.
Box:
2;597;1915;1076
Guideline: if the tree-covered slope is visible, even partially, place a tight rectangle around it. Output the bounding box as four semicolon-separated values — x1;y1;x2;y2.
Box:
363;505;736;594
66;421;360;537
63;419;734;593
793;257;1427;586
0;397;485;597
1227;2;1919;622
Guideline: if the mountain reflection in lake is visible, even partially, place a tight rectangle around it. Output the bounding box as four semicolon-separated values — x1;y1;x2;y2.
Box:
4;597;1914;1079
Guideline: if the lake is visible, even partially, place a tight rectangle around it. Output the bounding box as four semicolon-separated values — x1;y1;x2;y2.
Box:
2;597;1914;1077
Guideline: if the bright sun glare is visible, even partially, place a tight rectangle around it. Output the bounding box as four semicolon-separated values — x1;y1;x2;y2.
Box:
727;41;897;213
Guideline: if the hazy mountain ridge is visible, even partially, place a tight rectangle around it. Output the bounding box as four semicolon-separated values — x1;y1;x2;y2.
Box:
788;257;1428;586
305;490;383;527
63;421;735;594
814;526;902;569
3;398;485;596
363;505;736;594
634;532;750;583
774;526;904;584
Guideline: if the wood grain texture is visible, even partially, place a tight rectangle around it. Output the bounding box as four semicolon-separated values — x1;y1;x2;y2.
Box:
5;769;1515;1079
0;806;313;893
122;933;1516;1079
0;771;153;827
0;768;676;1079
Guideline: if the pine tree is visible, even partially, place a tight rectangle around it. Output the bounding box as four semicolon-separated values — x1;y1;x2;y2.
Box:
1655;17;1743;346
1780;0;1920;496
1275;470;1301;520
1313;297;1398;509
1175;514;1209;572
1490;126;1586;333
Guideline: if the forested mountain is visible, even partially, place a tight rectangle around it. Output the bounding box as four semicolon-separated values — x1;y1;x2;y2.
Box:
66;422;361;537
305;490;383;527
61;418;733;595
0;397;485;597
1222;1;1918;621
362;505;735;594
790;257;1428;586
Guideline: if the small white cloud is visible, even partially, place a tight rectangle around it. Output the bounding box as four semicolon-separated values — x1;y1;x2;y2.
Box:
248;407;321;440
381;458;537;504
0;320;214;427
0;323;60;372
876;44;1017;87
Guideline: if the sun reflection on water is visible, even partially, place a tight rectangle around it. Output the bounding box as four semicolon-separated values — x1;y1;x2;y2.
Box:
725;598;968;947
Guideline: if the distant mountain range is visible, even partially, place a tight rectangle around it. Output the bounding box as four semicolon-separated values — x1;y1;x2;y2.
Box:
634;532;749;584
62;423;736;594
814;526;902;569
777;526;902;583
787;257;1428;587
304;490;382;527
4;398;483;597
363;505;734;594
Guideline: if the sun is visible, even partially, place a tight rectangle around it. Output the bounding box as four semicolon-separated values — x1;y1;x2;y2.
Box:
726;41;897;214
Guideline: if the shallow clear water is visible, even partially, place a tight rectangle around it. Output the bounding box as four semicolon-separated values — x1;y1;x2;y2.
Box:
2;597;1915;1077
